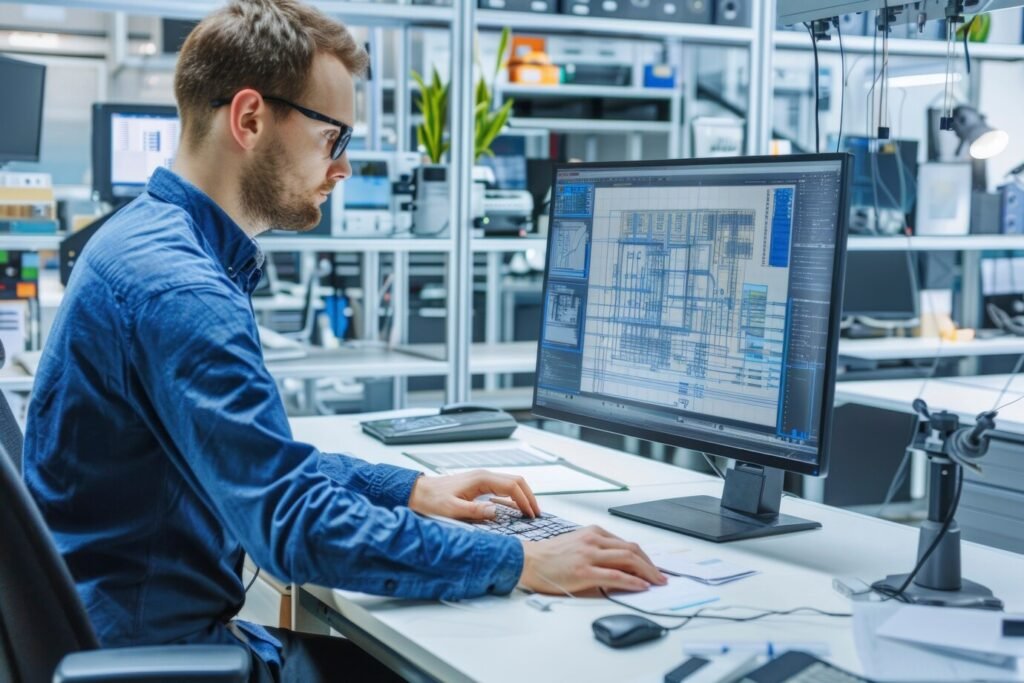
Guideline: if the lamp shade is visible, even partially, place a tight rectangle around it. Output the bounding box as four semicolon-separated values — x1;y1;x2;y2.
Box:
951;105;1009;159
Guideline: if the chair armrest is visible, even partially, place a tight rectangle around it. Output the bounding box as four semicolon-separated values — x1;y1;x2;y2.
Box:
54;644;250;683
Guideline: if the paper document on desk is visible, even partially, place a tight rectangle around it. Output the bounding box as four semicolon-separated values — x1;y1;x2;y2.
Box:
611;577;718;613
877;605;1024;666
645;545;757;585
854;601;1023;681
405;446;627;495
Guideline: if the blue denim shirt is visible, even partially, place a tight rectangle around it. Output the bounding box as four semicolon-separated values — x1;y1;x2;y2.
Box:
23;167;523;665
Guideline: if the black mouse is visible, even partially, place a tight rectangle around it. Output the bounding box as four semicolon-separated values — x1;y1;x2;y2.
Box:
592;614;666;648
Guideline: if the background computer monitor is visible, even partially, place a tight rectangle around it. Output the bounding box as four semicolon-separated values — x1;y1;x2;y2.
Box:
0;55;46;163
842;251;918;321
841;136;918;214
533;154;851;542
92;103;180;205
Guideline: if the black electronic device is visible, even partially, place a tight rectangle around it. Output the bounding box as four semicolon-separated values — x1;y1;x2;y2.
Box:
92;103;180;205
842;251;917;323
360;408;518;445
478;0;556;11
0;55;46;164
714;0;751;26
591;614;666;649
534;154;851;542
871;399;1004;609
742;651;873;683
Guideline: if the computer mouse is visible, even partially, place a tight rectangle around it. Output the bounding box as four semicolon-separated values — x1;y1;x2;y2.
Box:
592;614;666;649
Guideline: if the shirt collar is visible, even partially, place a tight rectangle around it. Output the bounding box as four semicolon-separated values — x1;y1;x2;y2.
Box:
146;167;264;290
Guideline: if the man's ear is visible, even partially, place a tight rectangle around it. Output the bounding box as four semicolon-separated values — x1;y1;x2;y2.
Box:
226;89;265;152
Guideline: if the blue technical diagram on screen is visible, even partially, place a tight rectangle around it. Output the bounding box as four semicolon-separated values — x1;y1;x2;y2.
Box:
535;159;845;466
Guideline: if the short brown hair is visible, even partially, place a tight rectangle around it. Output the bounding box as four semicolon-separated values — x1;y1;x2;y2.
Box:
174;0;368;148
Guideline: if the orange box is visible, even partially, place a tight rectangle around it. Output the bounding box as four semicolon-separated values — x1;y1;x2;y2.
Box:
510;35;546;62
16;282;36;299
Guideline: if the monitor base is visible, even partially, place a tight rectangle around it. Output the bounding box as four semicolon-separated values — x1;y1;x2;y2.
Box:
609;495;821;543
871;574;1003;610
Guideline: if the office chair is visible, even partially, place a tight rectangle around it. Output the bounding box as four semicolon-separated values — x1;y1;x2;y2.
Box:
0;343;249;682
0;341;24;474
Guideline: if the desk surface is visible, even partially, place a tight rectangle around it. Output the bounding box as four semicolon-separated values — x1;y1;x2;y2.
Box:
838;335;1024;360
834;373;1024;433
292;412;1024;683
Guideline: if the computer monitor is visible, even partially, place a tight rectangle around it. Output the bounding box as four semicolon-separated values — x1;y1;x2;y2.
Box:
0;55;46;163
92;103;180;205
533;154;851;542
842;251;918;322
841;136;918;214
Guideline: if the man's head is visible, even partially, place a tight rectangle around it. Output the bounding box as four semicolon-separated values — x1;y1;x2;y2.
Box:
174;0;366;232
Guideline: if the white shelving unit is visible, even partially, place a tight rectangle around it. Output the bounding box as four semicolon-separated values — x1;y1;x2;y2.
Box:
774;29;1024;60
14;0;1024;412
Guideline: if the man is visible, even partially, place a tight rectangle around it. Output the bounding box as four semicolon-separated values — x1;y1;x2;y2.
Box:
24;0;665;680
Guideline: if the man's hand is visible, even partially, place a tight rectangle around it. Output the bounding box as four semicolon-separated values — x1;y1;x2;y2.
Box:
408;469;541;521
519;526;667;594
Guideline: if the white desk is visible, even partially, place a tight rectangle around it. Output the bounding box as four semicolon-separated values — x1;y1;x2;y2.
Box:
289;412;1024;683
834;374;1024;433
838;336;1024;361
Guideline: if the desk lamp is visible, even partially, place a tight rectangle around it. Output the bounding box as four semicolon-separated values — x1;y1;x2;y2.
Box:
949;106;1009;191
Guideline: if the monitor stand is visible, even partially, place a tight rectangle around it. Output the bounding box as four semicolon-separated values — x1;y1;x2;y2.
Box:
609;463;820;543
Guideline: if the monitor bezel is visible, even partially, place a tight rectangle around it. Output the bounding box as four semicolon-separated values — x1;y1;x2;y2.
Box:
531;153;852;478
0;54;46;163
91;102;179;205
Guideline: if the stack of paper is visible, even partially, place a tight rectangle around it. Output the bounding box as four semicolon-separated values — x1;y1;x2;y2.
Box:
646;545;758;586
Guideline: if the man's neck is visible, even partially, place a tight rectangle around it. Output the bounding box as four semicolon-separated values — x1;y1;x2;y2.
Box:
173;152;265;238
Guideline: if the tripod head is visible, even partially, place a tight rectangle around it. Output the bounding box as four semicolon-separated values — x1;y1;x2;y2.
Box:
910;399;997;473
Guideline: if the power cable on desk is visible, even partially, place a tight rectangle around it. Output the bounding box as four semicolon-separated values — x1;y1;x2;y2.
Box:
598;588;852;630
245;566;261;593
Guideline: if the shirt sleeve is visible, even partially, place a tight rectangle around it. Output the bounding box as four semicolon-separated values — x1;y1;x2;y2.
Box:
128;284;523;600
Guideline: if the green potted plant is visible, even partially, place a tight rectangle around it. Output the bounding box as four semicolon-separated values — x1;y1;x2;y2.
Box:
409;29;513;236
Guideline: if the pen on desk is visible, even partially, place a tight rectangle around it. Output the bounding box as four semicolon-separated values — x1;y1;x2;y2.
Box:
681;641;830;658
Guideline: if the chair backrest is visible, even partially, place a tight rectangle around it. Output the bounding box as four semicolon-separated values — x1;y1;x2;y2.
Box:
0;339;23;473
0;442;99;682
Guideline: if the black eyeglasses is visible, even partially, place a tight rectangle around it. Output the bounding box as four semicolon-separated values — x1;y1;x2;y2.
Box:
210;94;353;160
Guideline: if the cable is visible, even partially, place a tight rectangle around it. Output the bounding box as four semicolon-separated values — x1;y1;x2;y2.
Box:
805;22;821;154
835;17;846;154
244;566;261;593
963;16;976;74
598;588;852;630
702;452;726;480
873;467;963;602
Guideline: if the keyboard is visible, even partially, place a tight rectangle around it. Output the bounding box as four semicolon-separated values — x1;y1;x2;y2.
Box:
472;504;581;541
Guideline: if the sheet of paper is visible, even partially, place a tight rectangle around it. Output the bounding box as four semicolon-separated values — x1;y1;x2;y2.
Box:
610;577;718;613
854;601;1022;682
643;544;757;585
877;604;1024;660
438;463;623;495
0;302;26;359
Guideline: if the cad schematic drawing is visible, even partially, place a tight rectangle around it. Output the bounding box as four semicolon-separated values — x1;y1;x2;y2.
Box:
580;185;794;427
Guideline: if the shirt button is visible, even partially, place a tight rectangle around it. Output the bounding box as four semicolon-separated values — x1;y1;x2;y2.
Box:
384;579;397;593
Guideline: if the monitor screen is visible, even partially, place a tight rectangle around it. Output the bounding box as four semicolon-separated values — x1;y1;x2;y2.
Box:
92;104;179;204
345;160;391;210
843;251;917;320
0;55;46;163
533;155;850;477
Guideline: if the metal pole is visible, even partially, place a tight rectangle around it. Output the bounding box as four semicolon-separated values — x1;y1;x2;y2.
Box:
748;0;775;155
448;0;475;403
